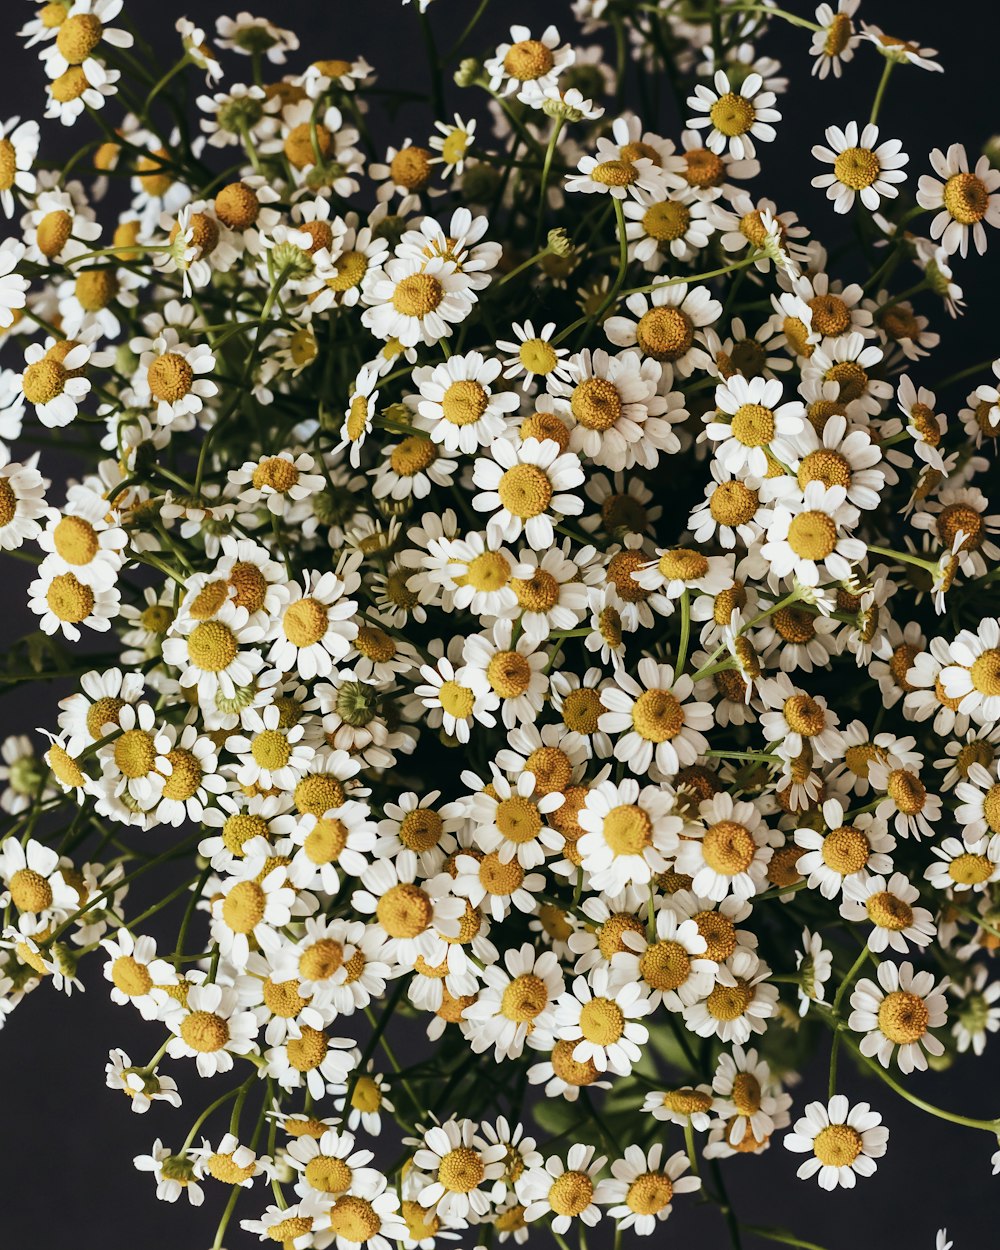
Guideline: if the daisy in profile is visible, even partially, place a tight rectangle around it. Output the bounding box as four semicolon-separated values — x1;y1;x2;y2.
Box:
0;448;46;550
133;1141;203;1207
812;122;908;214
810;1;861;79
859;23;942;72
686;70;781;162
783;1096;888;1190
602;1144;700;1235
849;959;948;1072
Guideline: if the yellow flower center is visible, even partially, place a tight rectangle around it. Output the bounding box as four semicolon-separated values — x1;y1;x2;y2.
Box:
376;882;432;938
500;972;549;1022
694;910;737;962
262;977;308;1018
821;825;870;875
631;688;684;742
626;1172;673;1216
706;979;754;1021
937;502;983;551
283;122;333;170
147;352;194;404
286;1025;329;1072
215;181;260;231
304;1155;352;1195
222;880;266;934
504;38;555;81
389;145;432;191
833;147;881;190
299;938;344;982
603;803;652;856
398;808;443;853
948;852;995;885
56;12;103;64
180;1010;229;1053
866;890;913;930
572;376;622;430
578;996;625;1045
438;679;475;720
497;462;553;518
971;649;1000;696
512;568;560;613
590;159;638;187
222;812;269;857
643;199;691;242
487;650;532;698
392;272;443;318
798;449;852;491
187;620;239;672
550;1037;600;1086
709;92;755;137
597;912;646;959
441;379;489;426
562;687;602;735
252;456;300;493
479;851;525;896
702;820;756;875
813;1124;863;1167
877;989;929;1045
496;794;543;844
9;868;53;913
23;357;68;406
305;816;349;865
283;598;328;648
52;514;99;566
35;210;74;259
636;306;694;361
50;66;90;103
161;748;202;801
786;510;837;561
228;561;268;615
886;768;926;815
521;410;569;449
519;338;557;375
640;939;691;991
658;548;709;581
390;435;438;477
548;1170;594;1217
438;1147;486;1194
351;1074;383;1111
825;359;868;402
114;728;157;779
783;693;826;737
684;147;725;188
207;1152;257;1185
730;402;775;447
710;480;759;527
943;172;989;225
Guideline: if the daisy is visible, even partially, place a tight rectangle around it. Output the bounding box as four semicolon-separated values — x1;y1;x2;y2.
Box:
810;2;861;79
0;836;77;934
241;1200;329;1249
859;24;943;71
705;374;803;476
192;1132;268;1189
371;435;456;502
0;239;28;331
682;947;778;1044
105;1049;181;1114
605;285;720;378
162;599;265;704
812;122;908;214
623;186;713;266
950;966;1000;1055
577;776;683;893
940;621;1000;726
362;256;476;348
555;967;651;1076
805;331;893;417
101;930;177;1020
497;321;572;391
675;792;772;902
462;943;564;1060
924;835;1000;894
599;657;712;777
686;70;781;162
501;543;593;643
164;982;259;1077
45;61;121;125
841;872;936;953
411;351;519;453
796;929;834;1015
552;346;680;470
36;501;125;591
214;13;298;63
29;561;120;642
870;759;943;839
18;335;100;428
230;451;326;520
131;332;218;426
642;1085;715;1131
613;905;715;1010
268;569;360;682
485;25;575;104
784;1096;888;1190
287;801;378;895
211;850;299;970
603;1144;700;1235
472;436;584;550
760;482;866;587
133;1141;203;1207
849;960;948;1073
518;1143;608;1235
917;144;1000;258
412;1119;506;1222
264;1023;354;1100
286;1126;381;1203
0;117;39;217
0;449;46;550
565;139;667;200
352;859;463;966
429;112;477;177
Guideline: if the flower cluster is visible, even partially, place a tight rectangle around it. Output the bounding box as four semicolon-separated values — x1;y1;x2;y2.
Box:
0;3;999;1248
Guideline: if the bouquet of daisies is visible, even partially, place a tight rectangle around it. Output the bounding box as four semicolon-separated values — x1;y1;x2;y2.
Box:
0;2;998;1247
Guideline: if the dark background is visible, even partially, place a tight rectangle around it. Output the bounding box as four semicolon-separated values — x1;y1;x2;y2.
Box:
1;2;998;1247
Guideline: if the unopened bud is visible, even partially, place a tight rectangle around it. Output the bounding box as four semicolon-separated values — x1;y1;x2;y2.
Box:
454;57;484;89
547;227;573;257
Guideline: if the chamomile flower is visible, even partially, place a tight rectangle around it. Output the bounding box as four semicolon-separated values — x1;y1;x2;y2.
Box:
841;872;937;953
705;374;804;476
497;321;572;391
686;70;781;162
599;657;713;777
602;1144;700;1235
411;352;519;453
812;122;908;214
165;982;259;1077
675;792;773;902
472;436;584;550
810;2;861;79
784;1096;888;1190
849;960;948;1073
577;776;683;893
555;968;651;1076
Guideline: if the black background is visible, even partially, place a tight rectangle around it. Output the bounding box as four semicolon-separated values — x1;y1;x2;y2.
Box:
1;2;998;1247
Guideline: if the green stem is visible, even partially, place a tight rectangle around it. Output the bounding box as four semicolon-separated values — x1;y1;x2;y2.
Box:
534;118;564;251
869;60;895;126
676;591;692;675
